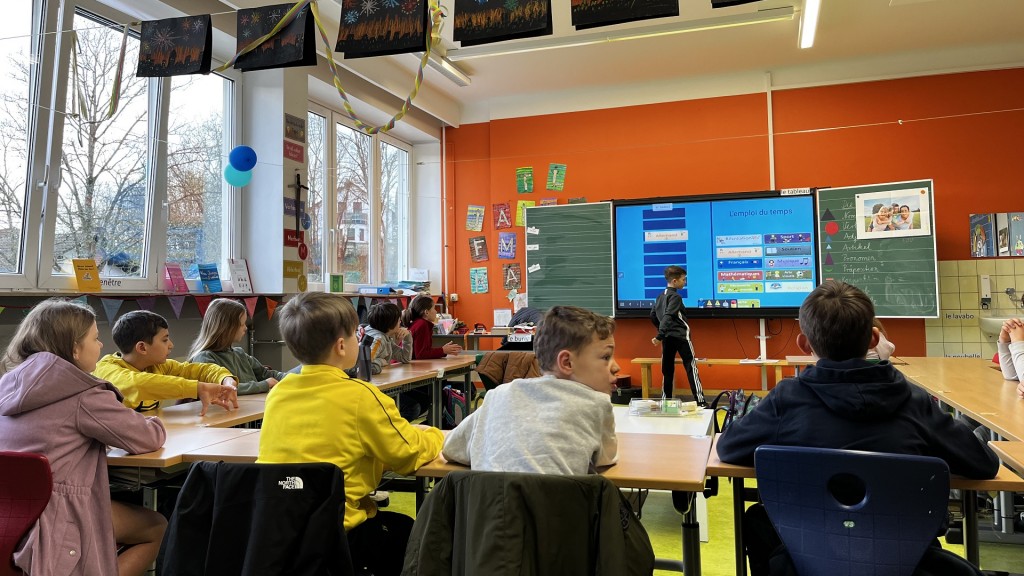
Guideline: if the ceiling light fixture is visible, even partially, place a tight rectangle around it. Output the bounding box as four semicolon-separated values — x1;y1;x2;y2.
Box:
419;52;472;87
446;6;796;61
798;0;821;49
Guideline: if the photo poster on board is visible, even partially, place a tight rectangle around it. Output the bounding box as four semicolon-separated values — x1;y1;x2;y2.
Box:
977;212;1024;258
817;180;938;318
969;213;996;258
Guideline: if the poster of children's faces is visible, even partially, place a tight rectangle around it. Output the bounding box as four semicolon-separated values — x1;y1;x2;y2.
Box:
855;187;932;240
970;212;1024;258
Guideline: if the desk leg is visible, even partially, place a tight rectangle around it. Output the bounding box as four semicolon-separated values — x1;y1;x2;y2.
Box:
654;491;701;576
773;366;782;388
963;489;980;566
416;477;428;509
641;366;651;399
463;371;474;415
733;479;747;576
431;379;443;428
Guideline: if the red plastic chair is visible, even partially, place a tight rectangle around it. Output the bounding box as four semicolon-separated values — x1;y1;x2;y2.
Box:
0;452;52;576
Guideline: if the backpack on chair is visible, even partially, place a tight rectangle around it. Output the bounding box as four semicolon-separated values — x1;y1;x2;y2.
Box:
705;389;760;498
442;385;466;430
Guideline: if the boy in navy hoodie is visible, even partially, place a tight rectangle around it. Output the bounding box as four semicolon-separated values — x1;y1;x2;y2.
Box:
717;280;999;575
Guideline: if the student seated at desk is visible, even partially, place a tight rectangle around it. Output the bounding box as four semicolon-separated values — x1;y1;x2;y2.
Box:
258;292;442;576
402;294;462;359
442;305;619;475
0;299;166;576
995;318;1024;398
365;302;428;421
716;280;999;576
188;299;286;395
94;310;239;416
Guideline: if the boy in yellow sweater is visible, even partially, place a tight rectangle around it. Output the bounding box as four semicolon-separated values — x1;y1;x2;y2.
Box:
94;310;238;416
257;292;443;576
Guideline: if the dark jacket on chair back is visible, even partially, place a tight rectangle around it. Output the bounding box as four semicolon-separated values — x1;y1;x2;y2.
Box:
402;470;655;576
160;461;354;576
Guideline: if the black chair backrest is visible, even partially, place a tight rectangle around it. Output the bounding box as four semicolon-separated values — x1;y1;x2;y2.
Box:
755;445;950;576
160;461;353;576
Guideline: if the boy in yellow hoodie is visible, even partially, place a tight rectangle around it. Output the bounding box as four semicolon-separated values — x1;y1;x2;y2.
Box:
94;310;238;416
257;292;443;576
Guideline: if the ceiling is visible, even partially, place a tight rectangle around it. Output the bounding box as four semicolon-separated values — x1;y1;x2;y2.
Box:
389;0;1024;123
142;0;1024;138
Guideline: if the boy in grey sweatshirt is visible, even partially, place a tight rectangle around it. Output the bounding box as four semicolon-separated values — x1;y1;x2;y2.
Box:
443;305;619;475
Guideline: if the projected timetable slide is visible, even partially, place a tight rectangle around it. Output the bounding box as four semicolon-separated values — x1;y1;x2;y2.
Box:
615;194;817;313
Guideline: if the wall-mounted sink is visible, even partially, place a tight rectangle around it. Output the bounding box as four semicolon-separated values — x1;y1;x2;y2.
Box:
980;317;1014;338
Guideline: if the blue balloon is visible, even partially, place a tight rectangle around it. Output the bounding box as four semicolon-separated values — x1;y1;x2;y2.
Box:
224;165;253;187
229;145;258;172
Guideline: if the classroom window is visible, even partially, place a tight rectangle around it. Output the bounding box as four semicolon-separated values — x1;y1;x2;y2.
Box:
52;10;151;279
0;0;36;275
165;73;232;279
379;139;409;283
308;104;413;286
306;110;327;286
335;122;371;284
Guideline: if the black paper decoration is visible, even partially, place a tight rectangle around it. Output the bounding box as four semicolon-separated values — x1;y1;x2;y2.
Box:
453;0;552;48
335;0;429;58
571;0;678;30
235;3;317;71
137;15;212;77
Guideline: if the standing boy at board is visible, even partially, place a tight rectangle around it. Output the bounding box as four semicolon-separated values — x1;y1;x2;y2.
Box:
651;265;706;406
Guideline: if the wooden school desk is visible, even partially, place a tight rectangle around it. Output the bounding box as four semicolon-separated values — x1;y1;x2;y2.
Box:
898;357;1024;442
989;441;1024;477
706;436;1024;575
151;395;267;428
630;357;818;398
416;427;714;575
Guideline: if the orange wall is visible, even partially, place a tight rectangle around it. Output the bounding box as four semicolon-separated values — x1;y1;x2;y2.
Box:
443;68;1024;390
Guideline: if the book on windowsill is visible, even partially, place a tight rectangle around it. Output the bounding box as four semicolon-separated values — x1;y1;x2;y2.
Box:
228;258;253;294
72;259;102;292
197;263;222;294
163;263;189;293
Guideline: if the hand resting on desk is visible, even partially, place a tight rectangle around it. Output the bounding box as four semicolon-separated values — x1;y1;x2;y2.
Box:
197;380;239;416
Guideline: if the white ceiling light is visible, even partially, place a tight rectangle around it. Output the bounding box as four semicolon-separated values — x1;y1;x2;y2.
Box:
447;6;796;61
799;0;821;49
420;52;472;87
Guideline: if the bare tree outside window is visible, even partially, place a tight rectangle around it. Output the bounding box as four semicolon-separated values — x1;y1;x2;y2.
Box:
54;12;150;277
306;111;326;284
335;122;370;284
0;1;38;274
379;140;408;283
166;74;229;278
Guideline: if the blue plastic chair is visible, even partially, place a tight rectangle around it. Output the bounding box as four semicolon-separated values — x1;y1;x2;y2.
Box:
754;446;950;576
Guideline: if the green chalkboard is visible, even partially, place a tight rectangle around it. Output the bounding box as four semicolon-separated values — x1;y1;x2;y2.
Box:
524;203;614;317
817;180;938;318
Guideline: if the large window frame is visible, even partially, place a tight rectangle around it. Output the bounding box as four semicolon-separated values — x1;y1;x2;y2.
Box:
0;0;241;292
307;102;412;289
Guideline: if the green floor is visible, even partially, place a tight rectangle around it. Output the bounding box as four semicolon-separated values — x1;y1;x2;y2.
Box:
390;484;1024;575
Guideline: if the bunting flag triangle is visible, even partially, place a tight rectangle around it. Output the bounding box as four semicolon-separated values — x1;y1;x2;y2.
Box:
244;296;259;318
0;306;5;316
136;296;158;312
21;308;31;317
266;297;279;320
100;298;124;322
72;295;89;305
195;295;214;317
825;253;834;266
168;295;187;319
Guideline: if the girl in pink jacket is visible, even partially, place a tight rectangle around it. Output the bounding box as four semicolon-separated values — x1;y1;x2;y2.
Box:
0;299;167;576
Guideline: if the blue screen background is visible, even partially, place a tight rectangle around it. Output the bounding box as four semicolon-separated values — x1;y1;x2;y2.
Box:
615;195;817;311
